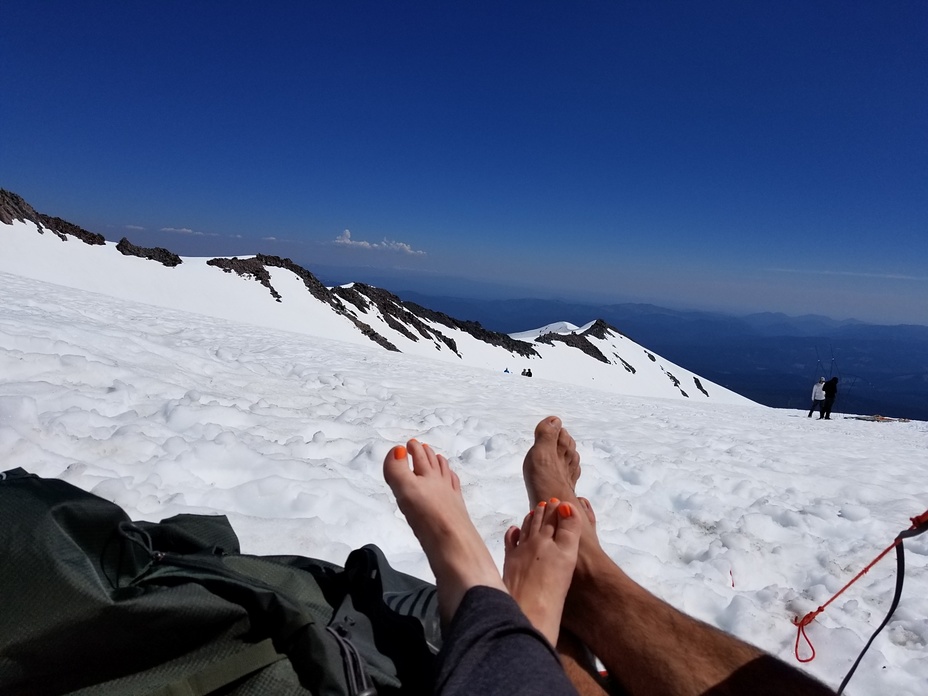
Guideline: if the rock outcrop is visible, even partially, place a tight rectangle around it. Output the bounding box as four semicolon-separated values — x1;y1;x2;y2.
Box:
401;298;538;358
116;238;183;267
1;189;104;245
206;255;400;352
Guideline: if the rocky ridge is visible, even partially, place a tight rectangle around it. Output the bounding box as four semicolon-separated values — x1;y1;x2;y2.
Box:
117;238;183;267
1;188;737;402
1;189;105;246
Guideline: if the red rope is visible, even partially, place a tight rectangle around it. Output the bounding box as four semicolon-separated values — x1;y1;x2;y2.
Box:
792;511;928;662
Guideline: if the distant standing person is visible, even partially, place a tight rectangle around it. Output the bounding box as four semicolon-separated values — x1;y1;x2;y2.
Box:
808;377;826;418
820;377;839;419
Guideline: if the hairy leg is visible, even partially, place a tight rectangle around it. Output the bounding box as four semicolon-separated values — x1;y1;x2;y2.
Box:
522;417;834;696
557;630;621;696
522;417;604;578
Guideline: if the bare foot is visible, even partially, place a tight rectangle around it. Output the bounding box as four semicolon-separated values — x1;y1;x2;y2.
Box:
503;498;581;645
383;439;507;627
523;417;605;574
523;416;582;508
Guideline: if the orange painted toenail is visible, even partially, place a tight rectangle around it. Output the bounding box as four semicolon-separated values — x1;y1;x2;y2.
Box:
558;503;573;518
538;501;547;508
394;445;408;460
549;497;560;505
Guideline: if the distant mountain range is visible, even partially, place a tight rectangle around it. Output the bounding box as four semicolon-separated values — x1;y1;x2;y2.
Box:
391;292;928;421
0;189;751;407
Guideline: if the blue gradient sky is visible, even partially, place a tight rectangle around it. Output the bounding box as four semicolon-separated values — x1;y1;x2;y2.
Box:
2;1;926;324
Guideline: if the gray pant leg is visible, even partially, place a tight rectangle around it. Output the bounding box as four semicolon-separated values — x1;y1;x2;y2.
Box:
434;585;579;696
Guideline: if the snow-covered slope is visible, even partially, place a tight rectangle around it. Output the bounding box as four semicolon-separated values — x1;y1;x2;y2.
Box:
1;211;753;406
1;269;925;694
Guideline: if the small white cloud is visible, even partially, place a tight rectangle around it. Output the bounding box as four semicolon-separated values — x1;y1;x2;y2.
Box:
262;236;277;241
125;224;145;231
333;229;426;256
334;230;372;249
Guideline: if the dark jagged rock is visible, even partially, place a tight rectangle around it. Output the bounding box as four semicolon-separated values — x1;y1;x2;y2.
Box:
207;256;282;301
332;284;370;313
665;371;689;397
332;285;417;345
1;189;104;245
206;255;400;351
645;351;656;362
258;263;403;352
348;317;400;352
38;215;106;245
335;284;460;354
0;189;39;226
116;238;182;267
536;331;610;364
693;377;710;397
254;254;334;306
582;319;624;340
613;353;636;374
401;299;538;358
382;312;421;343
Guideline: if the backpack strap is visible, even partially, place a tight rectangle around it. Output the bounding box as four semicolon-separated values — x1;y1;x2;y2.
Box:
145;638;285;696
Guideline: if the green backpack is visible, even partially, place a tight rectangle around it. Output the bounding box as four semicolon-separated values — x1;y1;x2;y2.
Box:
0;468;441;696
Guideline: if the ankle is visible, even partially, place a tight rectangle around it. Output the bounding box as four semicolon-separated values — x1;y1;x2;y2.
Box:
571;548;637;610
575;539;612;578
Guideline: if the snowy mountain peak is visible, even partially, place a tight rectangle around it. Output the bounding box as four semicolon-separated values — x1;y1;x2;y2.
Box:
0;190;752;405
510;321;581;339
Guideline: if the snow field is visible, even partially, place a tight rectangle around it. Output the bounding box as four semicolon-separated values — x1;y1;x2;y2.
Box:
0;272;926;694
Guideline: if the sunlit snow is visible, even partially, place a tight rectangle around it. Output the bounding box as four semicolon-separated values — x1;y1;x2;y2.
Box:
1;222;926;695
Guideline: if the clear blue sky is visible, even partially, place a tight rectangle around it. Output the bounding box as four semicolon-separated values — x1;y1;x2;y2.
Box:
2;1;926;325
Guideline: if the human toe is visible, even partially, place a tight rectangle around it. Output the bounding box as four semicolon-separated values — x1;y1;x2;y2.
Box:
383;444;410;487
557;427;575;454
554;502;583;540
525;501;548;536
533;416;562;445
576;497;596;526
505;525;521;551
407;439;439;476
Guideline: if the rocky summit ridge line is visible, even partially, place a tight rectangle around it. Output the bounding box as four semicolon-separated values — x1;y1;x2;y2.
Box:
0;188;752;405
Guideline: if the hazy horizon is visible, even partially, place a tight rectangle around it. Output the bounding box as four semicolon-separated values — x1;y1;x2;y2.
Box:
58;221;928;328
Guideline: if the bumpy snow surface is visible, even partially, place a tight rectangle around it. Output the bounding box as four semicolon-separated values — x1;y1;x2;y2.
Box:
1;235;926;694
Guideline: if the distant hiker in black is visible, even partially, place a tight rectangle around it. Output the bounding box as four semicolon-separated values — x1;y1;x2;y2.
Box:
522;368;532;377
820;377;839;419
808;377;826;417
